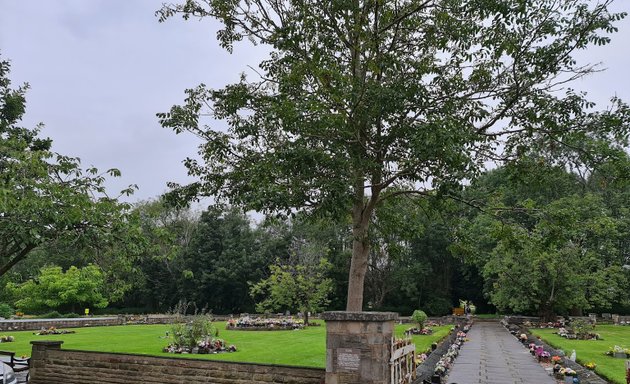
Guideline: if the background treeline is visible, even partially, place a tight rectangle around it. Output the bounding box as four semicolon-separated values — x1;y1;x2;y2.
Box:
1;159;628;318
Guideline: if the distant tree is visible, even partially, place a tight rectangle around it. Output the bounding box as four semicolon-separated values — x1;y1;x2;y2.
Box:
177;206;266;313
8;264;108;313
477;194;627;320
158;0;630;311
0;55;137;277
127;199;198;311
250;258;333;325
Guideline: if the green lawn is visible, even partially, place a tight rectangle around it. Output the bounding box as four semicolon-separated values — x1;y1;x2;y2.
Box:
530;325;630;384
0;322;453;368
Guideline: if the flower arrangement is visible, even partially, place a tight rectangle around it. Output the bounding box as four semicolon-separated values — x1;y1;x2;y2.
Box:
34;327;76;335
584;362;596;370
560;367;577;377
415;353;428;365
0;335;14;343
553;364;562;374
519;333;528;343
605;345;628;357
226;316;305;330
432;325;471;377
538;351;551;362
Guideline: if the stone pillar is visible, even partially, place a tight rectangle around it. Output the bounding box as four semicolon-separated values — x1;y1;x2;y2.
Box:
30;340;63;380
322;311;397;384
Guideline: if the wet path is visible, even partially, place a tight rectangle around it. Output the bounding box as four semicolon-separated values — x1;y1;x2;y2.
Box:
446;321;556;384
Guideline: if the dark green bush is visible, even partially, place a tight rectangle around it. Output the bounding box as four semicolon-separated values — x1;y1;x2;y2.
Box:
424;297;454;316
37;311;62;319
0;303;14;319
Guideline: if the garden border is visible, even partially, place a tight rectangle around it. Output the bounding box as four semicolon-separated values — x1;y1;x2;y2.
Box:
413;317;468;384
503;319;608;384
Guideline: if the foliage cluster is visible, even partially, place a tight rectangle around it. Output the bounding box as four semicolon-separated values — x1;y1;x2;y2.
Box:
7;265;108;313
411;310;428;330
171;315;217;349
157;0;630;312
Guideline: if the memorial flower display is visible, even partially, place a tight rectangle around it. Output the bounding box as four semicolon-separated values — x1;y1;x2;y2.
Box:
165;315;237;355
584;361;596;370
34;327;76;335
0;335;14;342
226;316;305;330
432;323;471;378
605;345;628;357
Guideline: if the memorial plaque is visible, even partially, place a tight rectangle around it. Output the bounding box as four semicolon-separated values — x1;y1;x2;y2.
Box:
337;348;360;371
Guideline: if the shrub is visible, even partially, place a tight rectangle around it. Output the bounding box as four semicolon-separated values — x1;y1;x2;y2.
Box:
411;310;428;330
424;297;453;316
0;303;14;319
37;311;62;319
171;315;216;349
62;312;80;318
570;319;594;339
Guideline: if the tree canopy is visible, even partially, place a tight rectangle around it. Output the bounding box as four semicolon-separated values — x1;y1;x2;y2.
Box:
0;55;138;277
453;158;630;319
157;0;630;311
8;264;108;313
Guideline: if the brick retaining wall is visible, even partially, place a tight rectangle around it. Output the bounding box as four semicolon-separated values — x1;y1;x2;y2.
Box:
29;341;325;384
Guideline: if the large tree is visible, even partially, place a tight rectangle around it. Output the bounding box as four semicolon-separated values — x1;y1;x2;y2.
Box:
157;0;630;311
481;194;627;320
0;55;137;277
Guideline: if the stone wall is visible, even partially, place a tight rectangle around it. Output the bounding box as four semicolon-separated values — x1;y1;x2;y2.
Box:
0;315;183;331
29;341;325;384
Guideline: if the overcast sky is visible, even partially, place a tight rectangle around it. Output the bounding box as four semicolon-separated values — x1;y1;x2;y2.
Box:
1;1;629;205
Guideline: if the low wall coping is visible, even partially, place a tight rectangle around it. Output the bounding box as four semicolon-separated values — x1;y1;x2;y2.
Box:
322;311;398;322
30;340;64;347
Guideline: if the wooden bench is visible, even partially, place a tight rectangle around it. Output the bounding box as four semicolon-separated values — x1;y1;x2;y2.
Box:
0;350;29;382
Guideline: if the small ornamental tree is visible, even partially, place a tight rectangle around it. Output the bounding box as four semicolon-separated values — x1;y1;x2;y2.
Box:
411;310;428;331
250;258;333;325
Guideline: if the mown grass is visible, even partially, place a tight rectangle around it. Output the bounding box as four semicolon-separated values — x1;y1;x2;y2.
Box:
0;322;453;368
530;325;630;384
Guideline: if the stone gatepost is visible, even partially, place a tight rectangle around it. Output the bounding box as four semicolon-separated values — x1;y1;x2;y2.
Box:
30;340;63;379
322;311;397;384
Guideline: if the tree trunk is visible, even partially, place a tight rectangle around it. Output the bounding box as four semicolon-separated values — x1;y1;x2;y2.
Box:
347;230;369;311
304;311;309;327
540;305;556;322
346;199;372;312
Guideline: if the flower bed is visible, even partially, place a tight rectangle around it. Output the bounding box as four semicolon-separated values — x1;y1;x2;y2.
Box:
415;319;471;382
510;323;611;384
34;327;76;335
226;316;305;330
163;338;237;354
165;315;237;355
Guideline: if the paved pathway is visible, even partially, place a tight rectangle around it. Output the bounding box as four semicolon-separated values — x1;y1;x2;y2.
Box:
446;321;556;384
